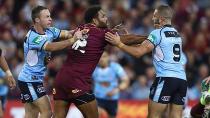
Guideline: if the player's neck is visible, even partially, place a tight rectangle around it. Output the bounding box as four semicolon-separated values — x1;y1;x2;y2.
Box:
33;24;45;34
162;21;171;27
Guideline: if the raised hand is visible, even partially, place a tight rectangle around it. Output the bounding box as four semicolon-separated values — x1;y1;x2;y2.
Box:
72;29;89;53
105;32;122;47
73;29;89;40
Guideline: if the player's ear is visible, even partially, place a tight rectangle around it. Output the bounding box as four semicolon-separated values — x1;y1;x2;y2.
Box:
35;18;40;23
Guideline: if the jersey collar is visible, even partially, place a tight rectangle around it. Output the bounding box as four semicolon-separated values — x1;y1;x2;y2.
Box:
31;27;46;35
163;24;172;27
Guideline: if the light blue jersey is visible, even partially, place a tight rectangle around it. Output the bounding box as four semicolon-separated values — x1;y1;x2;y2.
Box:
92;62;127;100
18;27;61;82
0;69;8;96
147;25;186;80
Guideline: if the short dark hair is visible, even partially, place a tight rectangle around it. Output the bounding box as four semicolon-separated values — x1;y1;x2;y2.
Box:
0;48;2;56
156;5;173;19
84;5;101;23
31;6;48;22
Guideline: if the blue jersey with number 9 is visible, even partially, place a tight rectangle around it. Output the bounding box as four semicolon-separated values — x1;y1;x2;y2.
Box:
147;25;186;80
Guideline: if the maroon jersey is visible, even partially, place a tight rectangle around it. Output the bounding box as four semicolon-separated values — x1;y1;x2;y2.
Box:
54;24;112;99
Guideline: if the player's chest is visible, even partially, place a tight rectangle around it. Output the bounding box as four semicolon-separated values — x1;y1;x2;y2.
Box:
96;68;116;81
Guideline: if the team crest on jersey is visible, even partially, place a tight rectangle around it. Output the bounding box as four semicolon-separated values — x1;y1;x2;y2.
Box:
32;36;43;44
148;34;156;43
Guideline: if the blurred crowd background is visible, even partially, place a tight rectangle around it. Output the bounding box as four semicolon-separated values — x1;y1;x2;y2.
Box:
0;0;210;103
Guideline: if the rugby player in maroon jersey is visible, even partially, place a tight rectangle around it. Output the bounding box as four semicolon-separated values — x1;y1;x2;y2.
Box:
53;5;147;118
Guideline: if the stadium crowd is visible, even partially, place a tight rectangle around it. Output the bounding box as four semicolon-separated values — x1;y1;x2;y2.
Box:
0;0;209;103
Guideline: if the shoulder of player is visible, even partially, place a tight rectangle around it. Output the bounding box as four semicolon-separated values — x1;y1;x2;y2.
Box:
26;30;40;41
45;27;60;33
110;61;122;68
150;28;162;34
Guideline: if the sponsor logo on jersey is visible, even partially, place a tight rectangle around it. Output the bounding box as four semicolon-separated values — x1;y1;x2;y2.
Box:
37;86;45;93
72;89;82;94
23;94;30;100
161;96;171;101
182;97;186;102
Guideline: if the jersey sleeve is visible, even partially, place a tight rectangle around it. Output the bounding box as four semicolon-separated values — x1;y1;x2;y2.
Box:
48;27;61;40
147;29;161;46
92;67;98;79
28;36;48;50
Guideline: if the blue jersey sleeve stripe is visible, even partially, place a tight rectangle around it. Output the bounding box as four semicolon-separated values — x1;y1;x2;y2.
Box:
55;30;61;40
158;27;165;46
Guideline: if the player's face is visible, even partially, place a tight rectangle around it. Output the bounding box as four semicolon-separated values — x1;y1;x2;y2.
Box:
95;10;108;28
152;9;164;28
38;9;52;29
98;52;109;67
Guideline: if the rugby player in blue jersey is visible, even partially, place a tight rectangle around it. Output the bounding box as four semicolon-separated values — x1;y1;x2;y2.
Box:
17;6;87;118
92;51;129;118
105;5;187;118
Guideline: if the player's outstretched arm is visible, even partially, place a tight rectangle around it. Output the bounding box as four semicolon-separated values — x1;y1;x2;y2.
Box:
105;32;154;58
44;29;88;51
59;30;74;39
0;50;16;89
111;23;147;45
120;34;147;45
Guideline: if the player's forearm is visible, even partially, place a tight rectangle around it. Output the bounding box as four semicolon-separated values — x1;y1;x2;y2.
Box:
59;30;73;39
44;38;75;51
119;77;129;90
117;43;145;58
0;56;12;76
120;34;147;45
